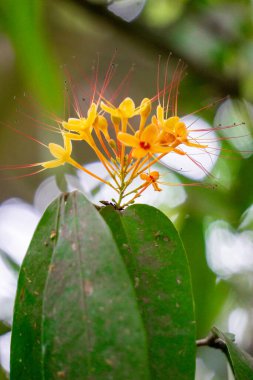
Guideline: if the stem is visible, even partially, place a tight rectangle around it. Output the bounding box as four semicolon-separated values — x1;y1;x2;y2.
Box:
136;152;167;177
115;173;126;208
120;183;150;209
196;333;227;352
90;141;120;187
120;118;127;167
122;184;144;199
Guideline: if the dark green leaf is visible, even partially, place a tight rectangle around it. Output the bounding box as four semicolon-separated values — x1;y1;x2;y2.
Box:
11;192;149;380
212;326;253;380
10;196;60;380
101;204;196;380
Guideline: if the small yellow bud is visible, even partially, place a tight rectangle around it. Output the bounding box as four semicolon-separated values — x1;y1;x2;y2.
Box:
109;139;116;150
140;98;151;118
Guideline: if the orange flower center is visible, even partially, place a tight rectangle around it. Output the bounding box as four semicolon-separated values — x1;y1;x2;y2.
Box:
159;132;176;145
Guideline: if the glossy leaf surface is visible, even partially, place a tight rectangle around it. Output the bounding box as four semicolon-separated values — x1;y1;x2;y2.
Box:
101;204;196;380
11;192;149;380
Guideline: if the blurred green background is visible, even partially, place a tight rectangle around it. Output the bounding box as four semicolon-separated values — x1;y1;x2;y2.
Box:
0;0;253;379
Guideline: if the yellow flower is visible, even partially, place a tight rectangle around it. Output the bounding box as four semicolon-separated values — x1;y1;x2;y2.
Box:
118;124;173;159
62;103;97;142
93;115;110;141
139;98;152;131
140;98;151;116
42;135;72;169
101;97;138;119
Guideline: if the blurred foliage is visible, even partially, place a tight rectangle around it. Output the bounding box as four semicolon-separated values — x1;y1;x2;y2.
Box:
0;0;63;112
0;0;253;378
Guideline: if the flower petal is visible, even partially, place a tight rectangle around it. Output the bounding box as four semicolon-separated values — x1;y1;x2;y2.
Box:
100;101;119;117
63;118;87;132
140;98;151;117
175;121;187;138
48;143;66;159
184;141;208;149
156;105;164;123
141;124;159;144
117;132;139;147
151;145;177;154
132;147;147;158
87;103;97;124
42;159;64;169
64;132;83;141
164;116;180;131
119;97;135;117
64;136;72;155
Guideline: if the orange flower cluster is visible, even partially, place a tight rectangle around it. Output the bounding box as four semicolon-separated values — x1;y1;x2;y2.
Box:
39;94;208;209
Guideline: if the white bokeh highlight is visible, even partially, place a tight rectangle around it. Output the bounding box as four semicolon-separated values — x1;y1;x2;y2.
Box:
0;332;11;372
214;98;253;158
206;220;253;278
195;357;215;380
108;0;146;22
77;161;187;209
0;199;41;371
0;199;40;265
228;308;249;346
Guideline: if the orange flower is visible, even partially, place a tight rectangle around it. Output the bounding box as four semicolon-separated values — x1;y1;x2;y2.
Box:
118;124;173;159
153;105;207;150
140;171;162;192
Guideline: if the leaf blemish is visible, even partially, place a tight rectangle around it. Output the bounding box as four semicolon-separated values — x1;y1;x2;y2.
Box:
134;277;140;288
105;358;114;367
57;370;66;378
48;264;55;273
83;280;93;296
122;243;130;252
50;230;57;240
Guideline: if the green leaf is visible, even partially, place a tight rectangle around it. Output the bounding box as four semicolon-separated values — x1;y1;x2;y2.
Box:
11;192;149;380
101;204;196;380
0;321;11;336
212;326;253;380
10;196;60;380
